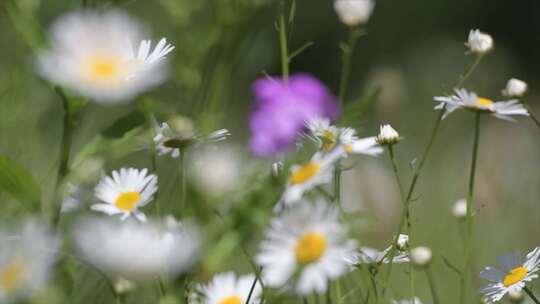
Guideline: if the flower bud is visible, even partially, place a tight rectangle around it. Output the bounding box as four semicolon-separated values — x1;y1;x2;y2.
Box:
410;246;432;268
502;78;528;98
466;29;493;54
334;0;375;27
451;198;467;220
376;124;400;145
396;234;409;251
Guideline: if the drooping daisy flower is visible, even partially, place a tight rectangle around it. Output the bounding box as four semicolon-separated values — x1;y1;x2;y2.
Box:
91;167;157;222
376;124;400;146
37;10;174;103
304;118;382;156
466;29;493;54
75;216;200;280
256;199;357;295
191;272;262;304
0;220;59;302
503;78;528;98
249;73;339;157
153;119;230;159
391;298;423;304
348;245;409;266
278;147;344;208
334;0;375;26
434;88;529;121
479;247;540;303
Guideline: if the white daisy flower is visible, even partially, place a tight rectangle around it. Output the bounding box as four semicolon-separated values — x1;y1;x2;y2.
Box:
0;220;59;302
91;167;157;222
75;216;200;280
434;88;529;121
479;247;540;303
391;297;423;304
305;117;340;151
37;10;174;103
348;245;409;266
153;122;230;158
466;29;494;54
376;124;400;145
410;246;432;268
339;128;383;156
503;78;528;98
256;199;357;295
334;0;375;26
278;147;344;209
191;272;262;304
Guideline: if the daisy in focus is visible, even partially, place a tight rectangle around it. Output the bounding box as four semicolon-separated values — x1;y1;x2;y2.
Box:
153;117;230;158
376;124;401;146
256;199;357;295
37;10;174;103
479;247;540;303
0;220;59;302
75;216;200;280
91;167;157;222
434;88;529;121
305;117;382;156
191;272;262;304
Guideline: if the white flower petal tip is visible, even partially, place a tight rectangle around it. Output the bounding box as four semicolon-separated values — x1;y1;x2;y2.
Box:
192;272;262;304
93;167;157;221
466;29;494;54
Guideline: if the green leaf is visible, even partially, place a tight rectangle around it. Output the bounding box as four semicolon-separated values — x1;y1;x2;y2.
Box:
0;155;41;209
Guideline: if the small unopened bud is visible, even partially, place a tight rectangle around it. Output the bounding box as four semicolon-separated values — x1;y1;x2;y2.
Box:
334;0;375;27
410;246;432;268
502;78;528;98
114;277;135;295
396;234;409;251
271;161;284;177
466;29;493;54
376;124;400;145
508;288;524;303
452;198;467;220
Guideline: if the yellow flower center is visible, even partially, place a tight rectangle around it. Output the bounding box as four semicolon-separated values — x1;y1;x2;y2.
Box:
86;56;123;82
0;259;27;294
476;97;494;107
289;162;321;185
322;130;336;151
295;232;327;264
503;266;528;287
219;296;242;304
115;191;141;211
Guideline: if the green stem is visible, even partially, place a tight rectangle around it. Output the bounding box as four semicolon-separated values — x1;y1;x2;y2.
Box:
51;87;73;228
387;145;405;202
456;54;483;88
337;28;362;105
425;268;440;304
334;162;342;206
460;112;481;304
524;286;540;304
521;99;540;129
409;251;416;304
179;149;186;211
278;0;289;81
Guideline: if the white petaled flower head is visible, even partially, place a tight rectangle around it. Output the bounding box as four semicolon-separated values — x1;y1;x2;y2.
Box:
193;272;262;304
305;117;339;151
391;298;423;304
452;198;468;220
37;10;174;103
92;167;157;222
256;198;357;295
503;78;528;98
410;246;432;268
434;88;529;121
278;147;344;209
466;29;494;54
479;247;540;303
376;124;400;146
75;216;200;280
0;220;59;302
334;0;375;26
348;246;409;266
338;128;383;156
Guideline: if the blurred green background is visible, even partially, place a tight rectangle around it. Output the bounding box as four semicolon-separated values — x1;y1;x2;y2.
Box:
1;0;540;303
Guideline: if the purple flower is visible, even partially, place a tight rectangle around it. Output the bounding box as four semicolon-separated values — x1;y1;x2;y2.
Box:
249;73;340;157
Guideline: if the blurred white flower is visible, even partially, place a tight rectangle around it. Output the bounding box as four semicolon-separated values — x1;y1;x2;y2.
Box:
466;29;493;54
391;298;423;304
410;246;432;268
305;117;339;151
348;246;409;265
114;277;136;295
37;10;174;103
91;167;157;222
256;199;357;295
189;146;243;196
0;220;59;302
75;216;200;280
503;78;528;98
278;147;344;209
508;288;525;303
192;272;262;304
376;124;400;145
334;0;375;26
479;247;540;303
451;198;467;219
434;88;529;121
339;128;383;156
396;234;410;251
